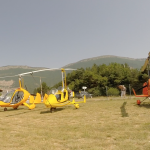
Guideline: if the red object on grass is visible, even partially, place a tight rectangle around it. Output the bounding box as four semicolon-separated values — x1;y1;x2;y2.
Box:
137;100;141;105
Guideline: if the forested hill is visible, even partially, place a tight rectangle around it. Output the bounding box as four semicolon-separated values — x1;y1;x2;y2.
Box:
0;55;146;93
0;66;62;93
52;63;148;97
64;55;145;69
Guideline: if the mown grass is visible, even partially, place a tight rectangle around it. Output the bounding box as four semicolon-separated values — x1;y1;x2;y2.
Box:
0;97;150;150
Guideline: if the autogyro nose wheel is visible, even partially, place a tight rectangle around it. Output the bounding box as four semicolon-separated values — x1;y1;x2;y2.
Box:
137;100;141;105
4;108;7;111
50;108;53;113
75;104;79;109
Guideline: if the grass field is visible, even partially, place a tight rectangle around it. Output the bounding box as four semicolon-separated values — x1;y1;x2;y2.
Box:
0;97;150;150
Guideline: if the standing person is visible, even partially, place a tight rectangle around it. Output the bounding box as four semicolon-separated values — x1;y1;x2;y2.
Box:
121;85;124;97
118;85;126;97
122;85;126;97
118;85;124;97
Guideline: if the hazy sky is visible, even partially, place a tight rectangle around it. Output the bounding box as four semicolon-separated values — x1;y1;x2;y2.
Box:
0;0;150;68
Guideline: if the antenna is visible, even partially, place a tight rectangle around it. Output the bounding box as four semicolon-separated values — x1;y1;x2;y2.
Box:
141;52;150;79
40;77;43;99
148;52;150;78
61;69;65;89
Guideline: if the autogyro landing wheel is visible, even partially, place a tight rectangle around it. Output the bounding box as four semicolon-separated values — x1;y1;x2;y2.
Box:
4;108;7;111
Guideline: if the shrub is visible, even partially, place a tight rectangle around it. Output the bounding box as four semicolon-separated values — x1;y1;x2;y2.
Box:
88;87;102;97
107;87;119;96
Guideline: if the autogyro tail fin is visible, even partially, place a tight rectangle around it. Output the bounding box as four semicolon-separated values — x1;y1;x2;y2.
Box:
23;102;35;110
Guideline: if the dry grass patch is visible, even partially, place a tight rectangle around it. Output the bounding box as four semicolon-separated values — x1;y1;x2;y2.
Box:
0;97;150;149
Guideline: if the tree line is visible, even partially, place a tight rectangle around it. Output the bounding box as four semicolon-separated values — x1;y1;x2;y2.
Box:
34;63;148;96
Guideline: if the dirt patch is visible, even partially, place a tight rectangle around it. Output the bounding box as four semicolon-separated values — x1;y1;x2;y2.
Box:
0;80;14;87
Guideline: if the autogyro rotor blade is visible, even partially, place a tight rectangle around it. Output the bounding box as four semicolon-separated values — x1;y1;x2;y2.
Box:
64;68;77;71
0;75;19;78
0;68;76;79
136;84;148;92
0;68;60;79
18;68;60;76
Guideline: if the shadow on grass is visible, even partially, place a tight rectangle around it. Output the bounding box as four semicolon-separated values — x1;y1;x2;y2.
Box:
40;108;64;114
120;102;129;117
137;102;150;109
0;107;24;112
5;108;45;117
6;111;30;117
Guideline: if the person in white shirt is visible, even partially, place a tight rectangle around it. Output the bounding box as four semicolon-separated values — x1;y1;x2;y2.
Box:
121;85;126;97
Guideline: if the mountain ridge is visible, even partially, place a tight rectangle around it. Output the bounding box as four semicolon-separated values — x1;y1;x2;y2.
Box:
0;55;146;92
64;55;146;68
0;65;47;70
0;55;146;70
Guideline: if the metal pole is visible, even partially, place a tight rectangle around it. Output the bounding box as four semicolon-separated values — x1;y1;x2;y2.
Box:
129;84;131;99
62;71;64;89
40;77;43;99
148;52;150;78
106;86;108;100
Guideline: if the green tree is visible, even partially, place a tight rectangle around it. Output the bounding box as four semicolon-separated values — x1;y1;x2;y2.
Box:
107;87;120;96
48;63;147;96
34;82;50;96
